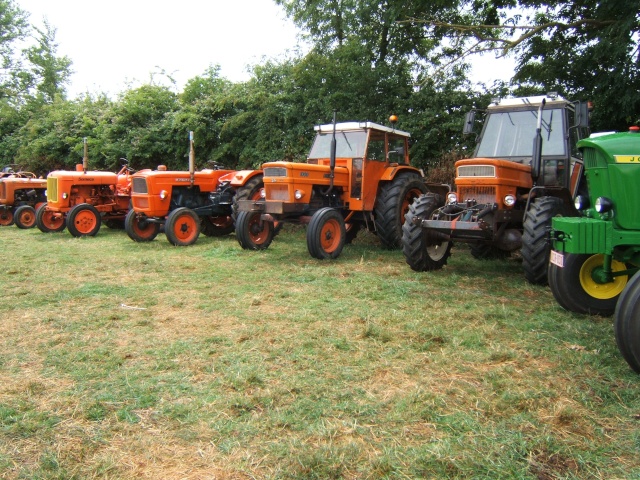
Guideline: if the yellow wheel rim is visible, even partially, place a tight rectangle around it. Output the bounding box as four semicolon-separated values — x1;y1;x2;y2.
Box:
579;254;628;300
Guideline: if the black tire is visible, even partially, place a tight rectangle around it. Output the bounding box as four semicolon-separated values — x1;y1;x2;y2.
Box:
235;210;274;250
547;252;629;316
165;207;201;246
374;174;428;248
402;193;452;271
125;210;160;242
469;243;511;260
345;221;361;245
0;207;14;226
522;196;564;285
104;218;125;229
36;203;66;233
67;203;102;237
307;208;346;260
614;272;640;373
231;174;263;221
201;215;235;237
14;205;37;229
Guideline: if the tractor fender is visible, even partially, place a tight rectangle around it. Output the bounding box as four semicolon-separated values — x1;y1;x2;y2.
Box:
379;165;423;182
224;169;263;187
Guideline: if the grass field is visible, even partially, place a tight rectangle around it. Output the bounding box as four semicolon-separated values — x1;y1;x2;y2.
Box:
1;225;639;479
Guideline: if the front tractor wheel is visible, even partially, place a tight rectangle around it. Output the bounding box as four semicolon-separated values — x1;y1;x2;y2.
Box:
125;210;159;242
402;193;452;271
36;204;66;233
614;272;640;373
67;203;102;237
522;196;564;285
548;252;629;316
235;211;274;250
307;208;346;260
374;174;428;248
0;207;14;226
165;207;201;246
14;206;37;229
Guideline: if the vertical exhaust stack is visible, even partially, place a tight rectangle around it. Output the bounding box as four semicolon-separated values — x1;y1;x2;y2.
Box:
189;131;195;187
322;111;337;195
531;98;546;184
83;137;88;174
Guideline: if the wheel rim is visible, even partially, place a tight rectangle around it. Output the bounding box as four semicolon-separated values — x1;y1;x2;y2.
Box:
18;209;36;227
401;188;424;222
320;218;342;253
426;242;449;261
0;210;14;226
248;213;270;245
42;211;64;229
172;213;199;243
579;254;628;300
73;209;98;234
209;215;233;229
132;216;156;238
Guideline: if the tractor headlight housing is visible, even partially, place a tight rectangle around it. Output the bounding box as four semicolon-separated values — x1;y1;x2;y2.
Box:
574;195;589;211
260;188;266;198
160;190;168;200
446;192;458;204
595;197;613;213
503;194;516;207
62;192;68;199
294;189;304;200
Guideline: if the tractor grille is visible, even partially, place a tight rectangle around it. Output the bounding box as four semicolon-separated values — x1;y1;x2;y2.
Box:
47;177;58;201
458;165;496;177
132;177;148;194
267;185;290;201
264;167;288;178
583;148;598;169
458;186;496;204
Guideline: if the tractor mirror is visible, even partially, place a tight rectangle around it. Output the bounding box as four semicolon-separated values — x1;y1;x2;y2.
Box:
463;111;475;135
575;101;589;128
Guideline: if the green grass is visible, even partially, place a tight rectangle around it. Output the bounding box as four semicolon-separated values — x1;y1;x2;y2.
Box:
1;225;639;479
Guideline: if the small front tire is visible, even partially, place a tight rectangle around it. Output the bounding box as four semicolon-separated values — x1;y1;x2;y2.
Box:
165;207;201;246
67;203;102;237
307;208;346;260
36;204;66;233
235;210;274;250
125;210;160;242
14;205;37;229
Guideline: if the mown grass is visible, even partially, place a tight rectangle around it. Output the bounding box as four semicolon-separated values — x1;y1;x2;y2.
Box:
1;225;639;479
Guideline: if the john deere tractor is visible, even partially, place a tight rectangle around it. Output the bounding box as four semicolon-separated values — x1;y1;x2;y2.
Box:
548;127;640;317
0;169;47;228
235;114;428;259
402;94;590;284
125;132;264;246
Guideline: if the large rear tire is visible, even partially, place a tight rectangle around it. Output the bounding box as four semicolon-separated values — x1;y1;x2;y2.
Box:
374;174;428;249
235;210;274;250
547;252;628;316
125;210;159;242
165;207;200;246
0;207;14;226
522;196;564;285
231;174;263;220
614;272;640;373
14;205;37;229
201;215;234;237
402;193;452;271
67;203;102;237
36;203;66;233
307;208;346;260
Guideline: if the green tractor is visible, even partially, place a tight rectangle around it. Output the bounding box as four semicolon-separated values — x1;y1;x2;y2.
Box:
548;126;640;317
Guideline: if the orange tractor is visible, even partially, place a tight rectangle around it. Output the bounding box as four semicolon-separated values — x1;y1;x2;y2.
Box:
235;115;428;259
125;132;264;246
36;140;135;236
0;168;47;228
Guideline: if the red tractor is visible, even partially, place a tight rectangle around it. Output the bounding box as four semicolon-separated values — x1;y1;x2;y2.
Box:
36;140;135;236
235;115;428;259
0;168;47;228
125;132;264;246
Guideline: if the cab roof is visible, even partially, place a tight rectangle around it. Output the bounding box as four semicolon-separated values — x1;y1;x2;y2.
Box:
314;121;411;138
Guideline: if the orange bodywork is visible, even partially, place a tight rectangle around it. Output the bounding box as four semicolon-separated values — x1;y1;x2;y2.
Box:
0;176;47;207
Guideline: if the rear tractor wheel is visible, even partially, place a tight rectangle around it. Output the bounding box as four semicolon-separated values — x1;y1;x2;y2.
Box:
36;203;65;233
307;208;346;260
67;203;102;237
201;215;234;237
522;196;564;285
235;211;274;250
614;272;640;374
125;210;159;242
165;207;201;246
548;252;628;316
402;193;452;271
14;206;37;229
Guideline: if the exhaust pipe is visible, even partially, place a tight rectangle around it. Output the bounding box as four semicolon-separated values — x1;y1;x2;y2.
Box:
322;111;337;195
83;137;88;174
189;131;195;187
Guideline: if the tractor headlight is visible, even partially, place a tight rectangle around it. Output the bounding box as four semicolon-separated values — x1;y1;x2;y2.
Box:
574;195;589;211
446;192;457;204
62;192;68;199
595;197;613;213
160;190;168;200
503;194;516;207
294;189;304;200
260;188;266;198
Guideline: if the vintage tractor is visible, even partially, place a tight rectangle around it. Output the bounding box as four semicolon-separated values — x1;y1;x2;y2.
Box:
235;115;428;259
125;132;264;246
36;139;134;236
0;170;47;228
402;94;590;284
548;127;640;317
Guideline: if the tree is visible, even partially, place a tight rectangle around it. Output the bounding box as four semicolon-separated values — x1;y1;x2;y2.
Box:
0;0;28;101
